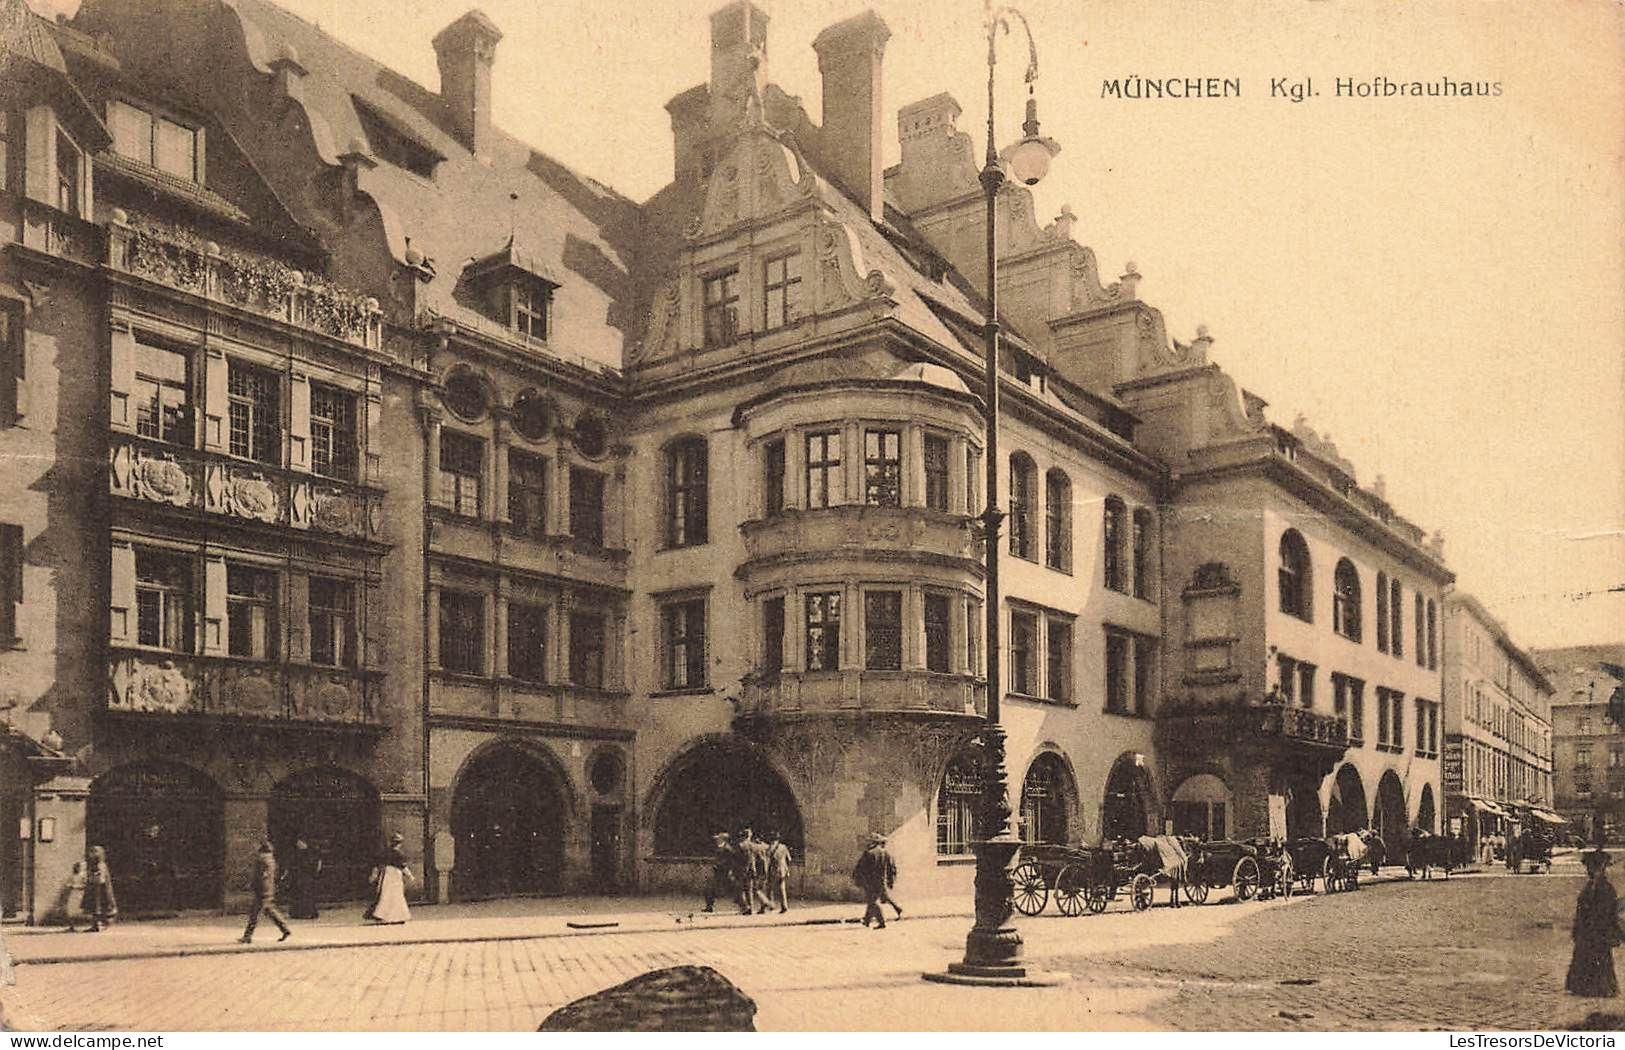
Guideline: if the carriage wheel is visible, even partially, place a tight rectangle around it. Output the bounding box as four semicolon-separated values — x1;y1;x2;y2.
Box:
1082;870;1110;915
1130;873;1156;912
1233;857;1260;902
1277;854;1294;899
1320;857;1335;894
1012;862;1049;916
1054;864;1087;917
1183;876;1210;904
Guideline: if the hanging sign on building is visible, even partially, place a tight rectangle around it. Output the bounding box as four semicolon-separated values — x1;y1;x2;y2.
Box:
1442;740;1464;790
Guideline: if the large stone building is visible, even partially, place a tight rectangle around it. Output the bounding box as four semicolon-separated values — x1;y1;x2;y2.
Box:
1535;645;1625;842
1442;592;1555;857
0;0;1453;922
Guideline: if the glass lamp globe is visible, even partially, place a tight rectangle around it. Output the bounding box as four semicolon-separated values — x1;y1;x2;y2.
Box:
1003;135;1060;186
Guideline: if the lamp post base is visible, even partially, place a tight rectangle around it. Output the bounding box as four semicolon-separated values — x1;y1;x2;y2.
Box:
922;963;1069;987
922;831;1067;987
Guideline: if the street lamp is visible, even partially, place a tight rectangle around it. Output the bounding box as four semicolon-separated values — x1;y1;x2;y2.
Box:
926;3;1062;988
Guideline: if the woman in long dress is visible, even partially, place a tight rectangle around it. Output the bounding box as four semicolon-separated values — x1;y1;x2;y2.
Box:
1566;848;1621;998
364;833;412;925
285;838;322;920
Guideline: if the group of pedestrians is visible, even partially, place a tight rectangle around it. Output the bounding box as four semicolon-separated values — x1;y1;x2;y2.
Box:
240;831;415;943
703;825;792;915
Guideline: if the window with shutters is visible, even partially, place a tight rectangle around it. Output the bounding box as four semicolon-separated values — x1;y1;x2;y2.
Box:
924;592;951;673
0;302;20;429
762;437;785;517
666;438;708;547
307;575;355;668
804;591;841;672
507;601;548;684
108;101;201;182
569;467;605;547
135;549;191;652
570;611;606;688
660;597;708;690
133;339;191;445
226;564;277;660
924;433;950;513
507;449;548;538
863;429;901;507
438;590;484;674
227;361;281;464
863;590;902;671
438;431;483;517
0;523;20;645
309;382;357;479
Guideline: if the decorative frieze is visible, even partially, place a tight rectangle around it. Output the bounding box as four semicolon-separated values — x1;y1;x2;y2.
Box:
108;650;382;726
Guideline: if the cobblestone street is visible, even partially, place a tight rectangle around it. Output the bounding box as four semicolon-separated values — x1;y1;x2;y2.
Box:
0;865;1606;1031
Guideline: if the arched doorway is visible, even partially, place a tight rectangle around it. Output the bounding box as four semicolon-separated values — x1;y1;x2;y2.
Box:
1019;752;1077;845
88;761;223;914
1326;764;1368;835
1417;784;1437;834
1374;770;1408;854
1102;753;1155;841
451;744;569;900
652;740;803;857
1171;774;1230;841
269;767;381;902
1285;777;1324;840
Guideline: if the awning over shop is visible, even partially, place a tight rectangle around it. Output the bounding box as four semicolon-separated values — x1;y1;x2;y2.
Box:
1467;797;1509;817
1530;808;1568;825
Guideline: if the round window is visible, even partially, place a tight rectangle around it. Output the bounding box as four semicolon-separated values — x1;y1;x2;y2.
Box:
442;369;489;422
512;389;554;442
573;414;608;458
588;750;624;795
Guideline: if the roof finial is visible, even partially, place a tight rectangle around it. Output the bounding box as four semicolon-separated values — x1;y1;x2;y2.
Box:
508;191;520;246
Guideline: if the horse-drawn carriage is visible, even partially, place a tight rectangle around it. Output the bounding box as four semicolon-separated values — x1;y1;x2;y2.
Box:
1517;821;1556;874
1182;840;1265;903
1403;829;1459;879
1011;838;1183;915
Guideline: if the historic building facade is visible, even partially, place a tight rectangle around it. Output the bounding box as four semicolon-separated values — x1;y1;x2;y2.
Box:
1536;645;1625;842
0;0;1471;921
1442;593;1555;857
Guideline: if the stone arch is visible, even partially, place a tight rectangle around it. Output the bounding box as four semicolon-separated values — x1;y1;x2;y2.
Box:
1374;769;1408;854
1285;777;1324;839
1102;751;1158;841
1417;783;1437;834
1326;763;1369;835
647;737;804;857
88;760;224;914
1019;747;1081;846
1171;772;1231;841
449;739;576;900
269;766;381;902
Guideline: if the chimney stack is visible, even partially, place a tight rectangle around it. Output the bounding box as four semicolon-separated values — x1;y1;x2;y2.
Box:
813;11;891;223
433;9;503;156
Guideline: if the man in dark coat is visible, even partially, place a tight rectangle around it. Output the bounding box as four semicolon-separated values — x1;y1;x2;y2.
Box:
1567;848;1621;998
852;833;902;929
240;839;291;943
285;838;322;920
702;832;734;913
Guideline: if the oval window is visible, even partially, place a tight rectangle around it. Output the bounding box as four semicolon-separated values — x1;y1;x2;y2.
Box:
442;369;488;422
573;414;608;458
512;388;554;442
589;750;624;795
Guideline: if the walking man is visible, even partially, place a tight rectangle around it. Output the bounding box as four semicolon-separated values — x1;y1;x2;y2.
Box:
702;832;733;913
240;839;291;944
764;829;791;914
852;832;902;929
736;825;771;915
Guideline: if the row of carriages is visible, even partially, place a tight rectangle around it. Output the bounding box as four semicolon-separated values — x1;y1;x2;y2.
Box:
1011;831;1469;917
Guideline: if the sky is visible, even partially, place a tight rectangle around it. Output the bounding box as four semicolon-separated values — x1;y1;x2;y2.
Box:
36;0;1625;655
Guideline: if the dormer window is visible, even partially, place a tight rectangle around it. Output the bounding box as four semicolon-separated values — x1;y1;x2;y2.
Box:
107;101;200;182
513;280;550;342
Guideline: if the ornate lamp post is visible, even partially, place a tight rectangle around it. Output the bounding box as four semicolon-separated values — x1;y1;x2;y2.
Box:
926;4;1061;988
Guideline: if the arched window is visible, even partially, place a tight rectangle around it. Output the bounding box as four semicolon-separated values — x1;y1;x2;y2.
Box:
665;437;708;548
1020;753;1074;845
1376;571;1389;651
1333;558;1362;641
937;751;983;855
1103;496;1127;592
1009;454;1037;561
1132;508;1154;598
1044;469;1071;572
1277;529;1312;620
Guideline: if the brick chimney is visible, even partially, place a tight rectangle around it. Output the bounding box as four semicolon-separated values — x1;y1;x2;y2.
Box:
708;1;769;123
433;9;503;156
813;11;891;223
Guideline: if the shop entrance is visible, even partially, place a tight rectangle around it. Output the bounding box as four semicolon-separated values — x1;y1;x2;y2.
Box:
451;745;567;899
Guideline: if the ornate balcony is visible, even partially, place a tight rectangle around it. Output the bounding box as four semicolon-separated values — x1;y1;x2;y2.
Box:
107;649;384;729
109;434;384;543
735;670;986;725
1156;696;1349;762
738;505;980;579
106;210;382;350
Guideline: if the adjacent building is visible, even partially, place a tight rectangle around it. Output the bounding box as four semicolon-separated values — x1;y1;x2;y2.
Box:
1443;593;1556;856
1536;644;1625;842
0;0;1462;922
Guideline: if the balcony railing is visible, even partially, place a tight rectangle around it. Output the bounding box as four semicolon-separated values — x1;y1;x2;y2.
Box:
108;648;383;727
738;670;986;721
1158;697;1349;752
106;210;382;350
739;505;980;575
109;433;383;542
